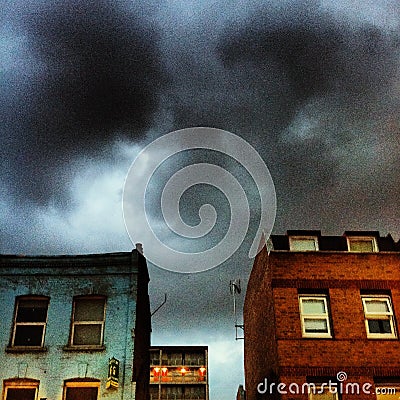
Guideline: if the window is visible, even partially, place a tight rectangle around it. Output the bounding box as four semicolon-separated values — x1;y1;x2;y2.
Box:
362;295;396;338
149;386;159;400
3;380;39;400
11;297;49;348
184;352;205;366
375;384;400;400
70;296;106;347
347;237;378;252
184;385;206;399
289;236;319;251
63;381;99;400
299;295;332;338
155;385;206;400
162;352;183;366
150;350;161;365
5;388;37;400
160;385;182;400
308;385;338;400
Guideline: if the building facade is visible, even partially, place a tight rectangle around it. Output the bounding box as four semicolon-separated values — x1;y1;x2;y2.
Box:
0;250;151;400
244;230;400;400
149;346;209;400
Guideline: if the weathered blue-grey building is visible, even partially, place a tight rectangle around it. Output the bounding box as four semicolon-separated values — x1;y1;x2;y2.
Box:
0;250;150;400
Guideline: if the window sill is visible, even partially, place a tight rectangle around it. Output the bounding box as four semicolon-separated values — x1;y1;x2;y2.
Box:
366;336;398;340
6;346;48;353
301;336;333;339
63;345;106;352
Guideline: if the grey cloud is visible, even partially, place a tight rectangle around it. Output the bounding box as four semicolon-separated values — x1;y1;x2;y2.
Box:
1;0;167;207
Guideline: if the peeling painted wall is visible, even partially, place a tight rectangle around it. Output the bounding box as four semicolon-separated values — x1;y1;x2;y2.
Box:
0;251;147;400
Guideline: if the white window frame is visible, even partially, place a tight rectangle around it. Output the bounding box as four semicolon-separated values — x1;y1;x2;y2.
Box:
362;295;397;339
289;236;319;251
70;296;106;348
347;236;378;252
11;296;49;348
299;295;332;338
63;381;100;400
3;380;39;400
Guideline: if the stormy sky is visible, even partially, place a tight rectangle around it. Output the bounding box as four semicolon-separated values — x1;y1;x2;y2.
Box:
1;1;400;398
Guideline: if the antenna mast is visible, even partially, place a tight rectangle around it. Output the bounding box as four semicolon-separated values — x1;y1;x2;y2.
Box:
230;279;244;340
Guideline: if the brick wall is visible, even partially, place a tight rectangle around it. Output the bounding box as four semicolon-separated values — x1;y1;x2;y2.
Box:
244;248;279;400
244;249;400;400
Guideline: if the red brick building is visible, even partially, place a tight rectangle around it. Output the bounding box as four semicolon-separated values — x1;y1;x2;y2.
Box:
244;230;400;400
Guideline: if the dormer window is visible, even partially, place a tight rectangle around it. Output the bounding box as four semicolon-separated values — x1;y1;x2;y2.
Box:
347;236;378;252
289;236;319;251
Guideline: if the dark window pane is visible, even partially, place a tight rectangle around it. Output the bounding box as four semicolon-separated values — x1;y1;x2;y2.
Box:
150;350;160;365
165;352;182;365
184;352;205;365
65;387;98;400
6;388;36;400
74;299;105;322
184;385;206;398
161;385;182;399
149;386;159;400
14;325;44;346
17;300;48;322
368;319;392;334
73;324;102;345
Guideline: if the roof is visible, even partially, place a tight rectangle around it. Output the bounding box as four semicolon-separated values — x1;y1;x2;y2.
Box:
269;230;399;251
150;345;208;351
0;250;138;266
0;250;148;278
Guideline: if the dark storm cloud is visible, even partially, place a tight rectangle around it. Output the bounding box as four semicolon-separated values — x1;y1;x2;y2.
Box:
2;3;400;398
211;5;400;235
159;3;398;151
2;0;166;206
220;13;398;103
154;3;399;236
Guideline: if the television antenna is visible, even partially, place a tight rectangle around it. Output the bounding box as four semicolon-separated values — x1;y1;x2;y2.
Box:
151;293;167;317
230;279;244;340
